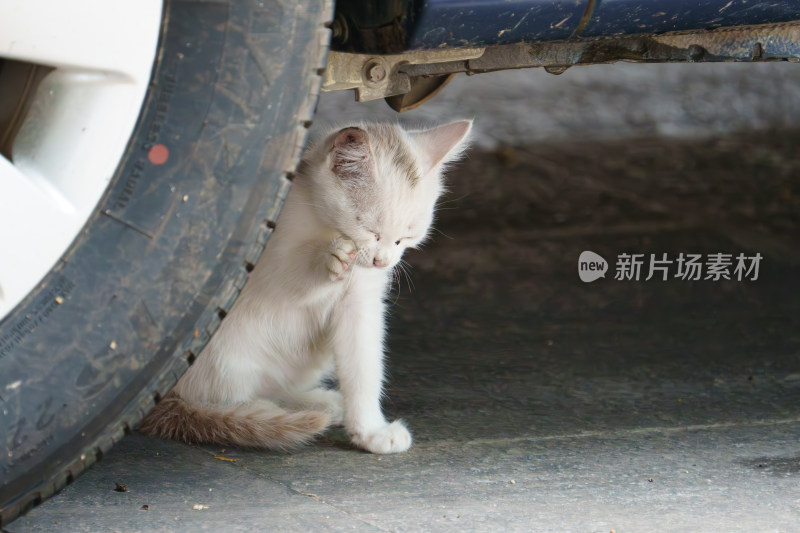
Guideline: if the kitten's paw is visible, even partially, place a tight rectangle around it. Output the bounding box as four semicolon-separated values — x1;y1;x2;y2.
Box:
326;237;357;281
351;420;412;454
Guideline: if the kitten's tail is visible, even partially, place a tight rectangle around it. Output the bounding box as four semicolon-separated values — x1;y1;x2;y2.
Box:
137;392;330;450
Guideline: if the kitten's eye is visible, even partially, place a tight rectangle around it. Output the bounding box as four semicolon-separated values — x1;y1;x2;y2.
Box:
394;239;401;246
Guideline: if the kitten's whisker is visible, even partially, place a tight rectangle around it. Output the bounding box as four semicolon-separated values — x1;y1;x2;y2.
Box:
388;266;402;304
398;260;415;292
430;226;454;240
294;201;326;210
435;193;470;209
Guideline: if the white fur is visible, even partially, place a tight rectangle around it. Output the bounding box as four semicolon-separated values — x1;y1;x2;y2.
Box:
173;120;472;454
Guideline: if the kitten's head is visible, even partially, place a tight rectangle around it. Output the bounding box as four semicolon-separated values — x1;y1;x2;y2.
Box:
309;120;471;270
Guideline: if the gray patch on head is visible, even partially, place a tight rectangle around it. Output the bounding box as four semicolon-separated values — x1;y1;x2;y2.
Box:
392;147;420;187
365;123;421;187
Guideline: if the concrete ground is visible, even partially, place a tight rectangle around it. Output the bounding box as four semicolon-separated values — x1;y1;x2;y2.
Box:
8;64;800;532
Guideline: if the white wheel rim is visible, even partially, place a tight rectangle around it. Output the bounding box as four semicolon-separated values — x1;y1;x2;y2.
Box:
0;0;163;320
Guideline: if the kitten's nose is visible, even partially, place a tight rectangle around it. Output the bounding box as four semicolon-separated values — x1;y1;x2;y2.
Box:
373;258;388;268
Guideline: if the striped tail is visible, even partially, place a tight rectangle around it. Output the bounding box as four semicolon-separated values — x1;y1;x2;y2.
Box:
138;392;330;450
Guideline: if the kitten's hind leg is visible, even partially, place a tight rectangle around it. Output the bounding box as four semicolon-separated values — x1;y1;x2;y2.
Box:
287;388;345;425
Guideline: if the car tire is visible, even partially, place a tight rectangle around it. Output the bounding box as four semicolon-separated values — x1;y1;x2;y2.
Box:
0;0;333;524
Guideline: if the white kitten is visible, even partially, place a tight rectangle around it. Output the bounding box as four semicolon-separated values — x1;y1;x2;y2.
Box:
139;120;472;454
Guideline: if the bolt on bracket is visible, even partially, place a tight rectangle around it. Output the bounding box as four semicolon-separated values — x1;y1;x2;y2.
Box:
321;47;485;102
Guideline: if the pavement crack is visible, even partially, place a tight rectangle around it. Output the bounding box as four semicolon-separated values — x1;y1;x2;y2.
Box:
194;446;393;532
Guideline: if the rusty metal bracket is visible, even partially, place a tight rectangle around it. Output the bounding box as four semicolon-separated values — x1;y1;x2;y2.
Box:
464;21;800;75
322;21;800;109
321;47;485;102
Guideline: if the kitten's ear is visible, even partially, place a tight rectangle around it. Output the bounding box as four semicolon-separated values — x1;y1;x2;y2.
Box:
330;127;371;181
412;120;472;174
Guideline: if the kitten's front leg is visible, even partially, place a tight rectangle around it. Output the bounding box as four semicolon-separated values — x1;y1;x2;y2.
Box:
325;236;357;281
331;280;412;454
